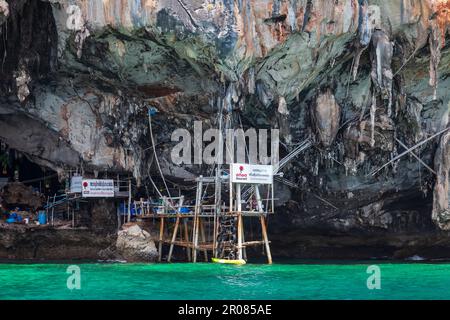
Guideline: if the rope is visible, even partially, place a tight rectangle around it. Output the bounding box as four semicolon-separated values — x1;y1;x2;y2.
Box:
148;111;171;199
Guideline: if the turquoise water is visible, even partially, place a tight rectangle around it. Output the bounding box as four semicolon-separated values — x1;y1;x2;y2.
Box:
0;262;449;300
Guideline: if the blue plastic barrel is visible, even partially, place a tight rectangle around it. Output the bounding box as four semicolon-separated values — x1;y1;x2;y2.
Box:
38;211;47;225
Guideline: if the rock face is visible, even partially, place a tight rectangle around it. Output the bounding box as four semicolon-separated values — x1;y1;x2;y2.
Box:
0;224;116;260
1;0;450;259
116;224;158;262
0;198;119;260
432;131;450;229
312;89;341;147
1;182;44;209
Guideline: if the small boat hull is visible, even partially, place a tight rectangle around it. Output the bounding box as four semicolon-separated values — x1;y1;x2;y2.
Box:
211;258;246;265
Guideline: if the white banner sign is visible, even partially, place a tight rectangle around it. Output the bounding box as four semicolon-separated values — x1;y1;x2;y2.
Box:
81;179;115;198
230;163;273;184
70;176;82;193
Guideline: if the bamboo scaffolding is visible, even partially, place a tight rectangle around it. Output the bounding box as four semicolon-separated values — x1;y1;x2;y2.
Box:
395;137;436;175
370;127;450;176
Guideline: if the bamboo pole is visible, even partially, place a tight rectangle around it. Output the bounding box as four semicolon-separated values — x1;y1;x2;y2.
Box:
192;176;203;262
370;126;450;176
127;179;131;223
183;219;191;262
199;219;208;262
271;183;275;214
395;137;436;175
254;186;263;213
213;168;220;258
117;202;121;231
167;216;180;262
237;213;243;260
260;215;272;264
51;193;56;226
236;183;243;260
241;216;247;261
193;216;200;263
158;217;165;262
229;169;233;213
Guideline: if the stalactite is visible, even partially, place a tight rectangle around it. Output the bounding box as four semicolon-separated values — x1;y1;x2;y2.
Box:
247;67;255;94
370;93;376;147
14;67;31;102
370;30;394;117
301;0;313;32
352;46;366;81
358;0;372;47
353;1;379;81
429;19;442;101
66;4;90;59
0;0;8;26
278;96;288;115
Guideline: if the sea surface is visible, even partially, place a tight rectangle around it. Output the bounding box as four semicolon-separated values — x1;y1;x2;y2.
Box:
0;261;449;300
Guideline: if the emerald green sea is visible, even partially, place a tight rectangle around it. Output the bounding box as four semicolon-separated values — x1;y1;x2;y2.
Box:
0;262;449;300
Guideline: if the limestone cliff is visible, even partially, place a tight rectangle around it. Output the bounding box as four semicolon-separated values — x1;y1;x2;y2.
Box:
1;0;450;259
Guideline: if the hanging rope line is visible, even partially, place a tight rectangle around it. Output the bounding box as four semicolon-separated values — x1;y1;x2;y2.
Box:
369;126;450;176
273;138;312;174
148;109;172;199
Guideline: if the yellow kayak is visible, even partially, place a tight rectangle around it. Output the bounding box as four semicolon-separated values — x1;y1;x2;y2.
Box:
211;258;246;265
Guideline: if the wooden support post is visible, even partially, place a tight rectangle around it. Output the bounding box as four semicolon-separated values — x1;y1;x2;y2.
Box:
241;217;247;261
193;216;200;263
158;217;165;262
117;202;121;231
192;176;203;263
271;183;275;214
199;219;208;262
254;186;264;213
260;215;272;264
229;169;233;213
237;213;243;260
168;216;180;262
51;194;56;226
213;168;221;258
236;183;242;212
127;179;132;223
236;183;243;261
183;219;191;262
45;196;49;225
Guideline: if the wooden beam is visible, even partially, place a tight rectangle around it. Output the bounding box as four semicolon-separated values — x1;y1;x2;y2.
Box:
158;217;165;262
395;137;436;175
192;176;203;263
370;126;450;176
199;219;208;262
237;214;243;260
193;216;200;263
183;219;191;262
242;240;271;246
241;215;247;261
167;216;180;262
127;179;131;223
260;215;272;264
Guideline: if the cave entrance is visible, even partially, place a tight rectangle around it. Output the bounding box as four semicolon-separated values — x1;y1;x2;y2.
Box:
0;142;60;195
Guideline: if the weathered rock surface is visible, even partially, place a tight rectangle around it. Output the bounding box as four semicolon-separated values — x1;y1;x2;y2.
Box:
0;224;116;260
1;182;44;209
115;223;158;262
1;0;450;259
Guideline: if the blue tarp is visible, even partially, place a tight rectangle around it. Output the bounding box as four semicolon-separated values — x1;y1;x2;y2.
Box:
6;212;23;223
